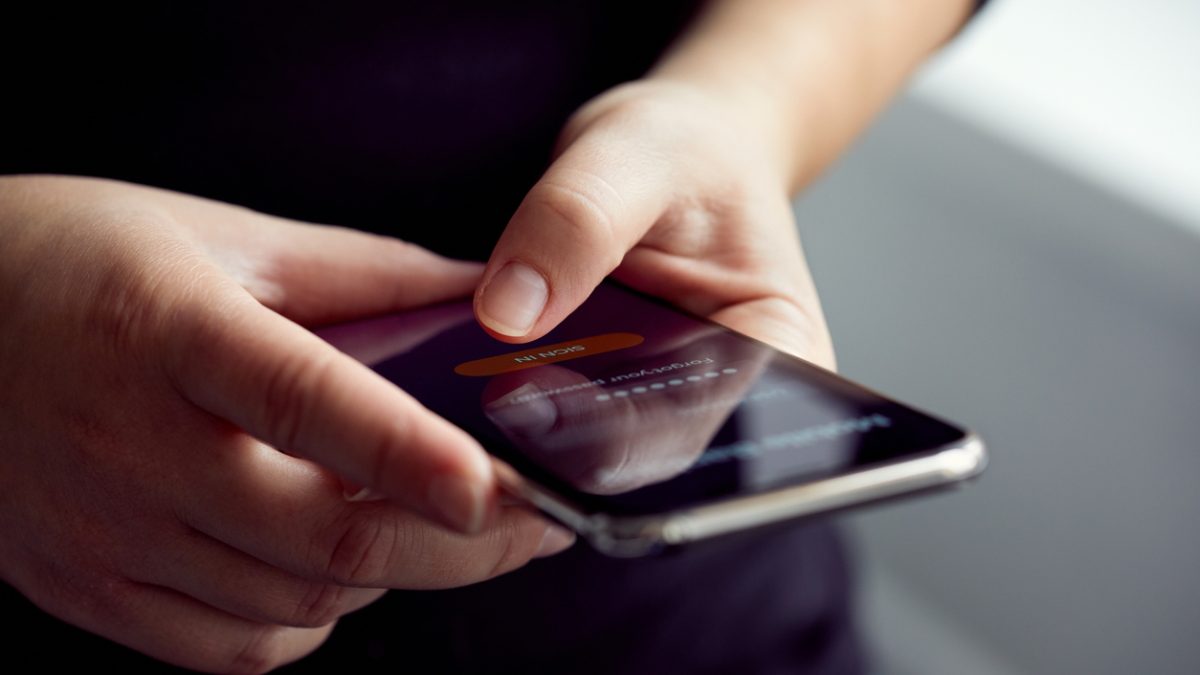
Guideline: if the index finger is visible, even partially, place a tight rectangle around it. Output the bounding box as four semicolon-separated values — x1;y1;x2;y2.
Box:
165;288;494;534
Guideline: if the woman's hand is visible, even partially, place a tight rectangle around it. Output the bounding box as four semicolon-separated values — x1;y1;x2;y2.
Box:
475;0;974;368
0;176;572;673
475;79;835;369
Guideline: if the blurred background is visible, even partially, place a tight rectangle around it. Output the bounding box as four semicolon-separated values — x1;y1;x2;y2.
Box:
791;0;1200;672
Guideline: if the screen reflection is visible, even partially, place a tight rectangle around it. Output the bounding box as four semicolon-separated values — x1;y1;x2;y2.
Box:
306;286;870;674
319;282;963;516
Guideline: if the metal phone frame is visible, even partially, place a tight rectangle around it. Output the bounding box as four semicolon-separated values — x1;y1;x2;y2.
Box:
495;435;987;557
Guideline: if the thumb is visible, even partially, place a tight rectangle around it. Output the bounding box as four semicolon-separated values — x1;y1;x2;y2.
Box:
166;285;496;534
474;129;672;342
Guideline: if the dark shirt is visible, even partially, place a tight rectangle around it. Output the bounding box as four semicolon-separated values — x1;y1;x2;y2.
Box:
0;2;987;671
3;1;697;260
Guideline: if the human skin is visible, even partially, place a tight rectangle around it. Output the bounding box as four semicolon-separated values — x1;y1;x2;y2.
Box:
0;176;578;672
0;0;972;672
476;0;973;360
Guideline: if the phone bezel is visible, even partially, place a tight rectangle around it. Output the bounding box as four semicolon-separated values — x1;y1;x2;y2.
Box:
321;280;988;556
494;434;985;557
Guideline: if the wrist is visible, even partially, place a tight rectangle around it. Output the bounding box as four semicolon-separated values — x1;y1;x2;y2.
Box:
640;68;801;192
563;77;795;196
646;0;975;192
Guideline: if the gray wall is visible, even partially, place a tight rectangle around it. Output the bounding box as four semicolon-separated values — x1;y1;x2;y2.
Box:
791;96;1200;674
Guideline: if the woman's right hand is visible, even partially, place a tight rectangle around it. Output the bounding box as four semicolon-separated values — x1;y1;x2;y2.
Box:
0;175;572;673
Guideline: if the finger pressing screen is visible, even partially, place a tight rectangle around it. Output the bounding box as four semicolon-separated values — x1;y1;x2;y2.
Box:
475;127;672;342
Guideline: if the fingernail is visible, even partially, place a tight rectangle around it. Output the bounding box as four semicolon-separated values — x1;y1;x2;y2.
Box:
426;474;487;534
484;383;559;437
478;262;548;337
535;525;576;558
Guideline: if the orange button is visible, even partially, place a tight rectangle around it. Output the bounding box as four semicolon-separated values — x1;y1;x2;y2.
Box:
454;332;644;377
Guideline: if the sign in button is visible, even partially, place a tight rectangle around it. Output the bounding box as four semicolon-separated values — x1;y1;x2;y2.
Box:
454;332;644;376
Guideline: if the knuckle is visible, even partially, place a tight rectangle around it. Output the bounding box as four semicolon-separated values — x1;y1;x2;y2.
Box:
79;212;218;363
258;350;337;454
288;582;348;628
529;177;623;259
73;213;156;317
363;414;416;497
85;264;160;358
321;513;398;587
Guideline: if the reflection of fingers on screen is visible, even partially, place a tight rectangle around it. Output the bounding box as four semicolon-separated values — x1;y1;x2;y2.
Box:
484;383;559;438
486;379;719;495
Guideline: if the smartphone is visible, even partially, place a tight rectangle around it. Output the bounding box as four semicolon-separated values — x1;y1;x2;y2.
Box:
318;281;985;557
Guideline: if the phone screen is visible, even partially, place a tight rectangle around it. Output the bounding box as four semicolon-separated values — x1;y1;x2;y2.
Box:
320;282;967;516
